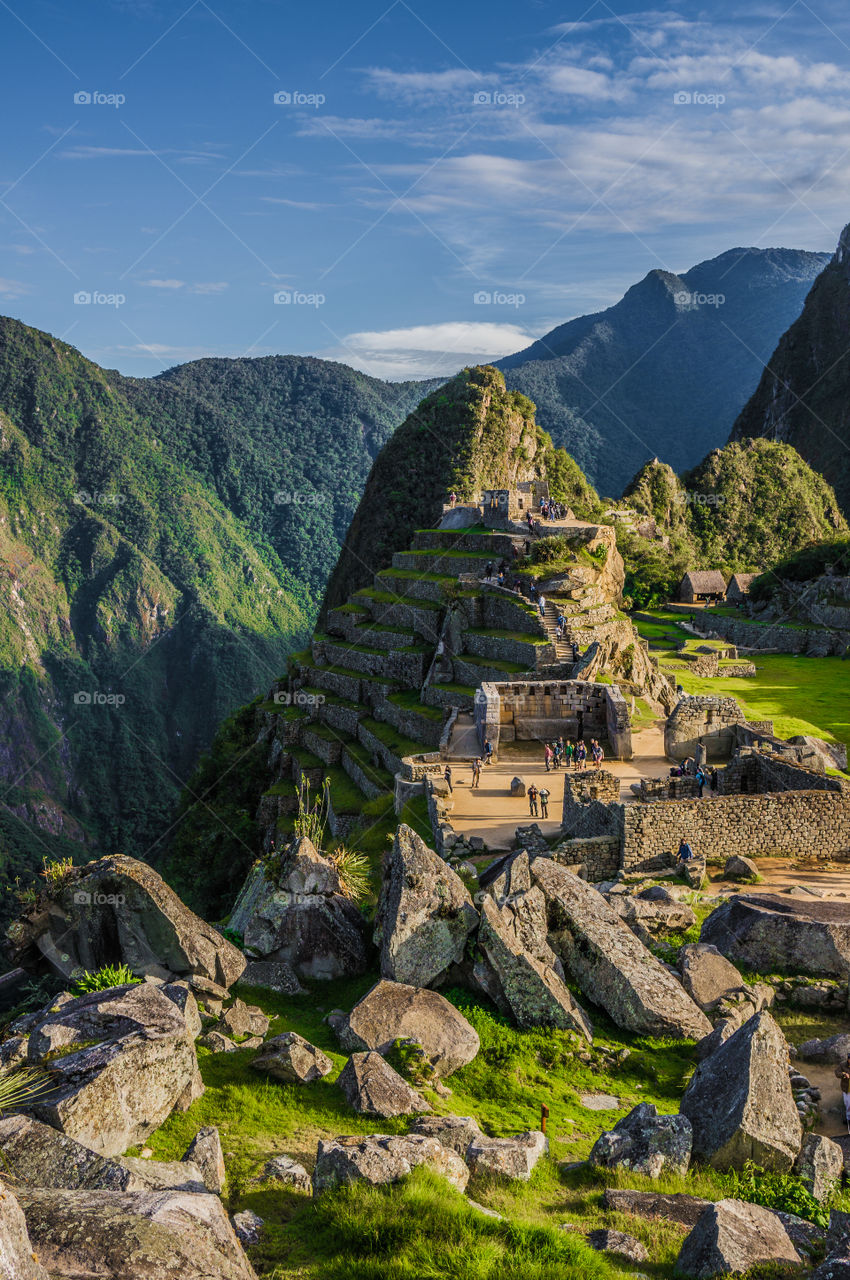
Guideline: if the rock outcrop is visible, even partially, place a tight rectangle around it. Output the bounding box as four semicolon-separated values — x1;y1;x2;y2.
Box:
28;984;198;1157
531;860;711;1039
337;1051;431;1118
16;1187;257;1280
230;836;369;981
12;855;246;989
474;896;592;1038
680;1012;802;1171
674;1198;801;1278
410;1114;483;1158
312;1133;469;1195
701;894;850;978
332;981;479;1077
466;1130;548;1183
589;1103;692;1178
374;825;478;987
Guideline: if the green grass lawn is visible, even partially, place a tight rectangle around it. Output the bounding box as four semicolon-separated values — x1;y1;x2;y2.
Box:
632;611;850;751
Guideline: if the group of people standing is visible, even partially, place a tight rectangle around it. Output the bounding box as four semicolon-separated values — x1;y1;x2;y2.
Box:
671;756;718;799
539;498;567;521
543;737;603;771
526;782;550;818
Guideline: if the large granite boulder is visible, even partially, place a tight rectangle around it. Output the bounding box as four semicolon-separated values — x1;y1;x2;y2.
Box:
485;853;566;973
466;1130;548;1183
798;1032;850;1063
16;1187;257;1279
28;984;198;1157
678;944;747;1011
724;855;759;882
0;1179;48;1280
183;1127;226;1195
701;894;850;978
11;855;245;989
229;836;368;981
610;896;697;940
332;981;479;1077
674;1198;801;1278
374;824;478;986
680;1011;802;1172
410;1114;483;1158
589;1102;692;1178
602;1188;710;1228
337;1051;431;1118
312;1133;469;1195
251;1032;333;1084
474;896;592;1038
795;1133;844;1202
531;860;711;1040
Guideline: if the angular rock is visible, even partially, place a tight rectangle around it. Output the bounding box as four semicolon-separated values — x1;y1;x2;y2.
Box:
374;824;478;987
681;857;706;889
0;1115;132;1192
313;1133;469;1195
16;1187;257;1279
587;1229;648;1263
680;1011;802;1171
813;1247;850;1279
335;980;479;1077
116;1156;207;1193
161;982;203;1039
589;1102;692;1178
695;1005;753;1060
702;894;850;978
795;1133;844;1202
337;1051;431;1118
466;1130;548;1182
724;855;759;882
229;836;368;981
216;999;270;1040
678;944;747;1012
12;854;245;989
410;1114;483;1158
674;1198;801;1278
602;1187;710;1228
199;1030;238;1053
0;1179;49;1280
183;1127;226;1194
532;860;711;1039
231;1209;263;1248
474;896;592;1038
260;1155;310;1191
510;777;527;797
28;984;197;1157
251;1031;333;1083
798;1032;850;1063
611;896;697;938
241;959;304;995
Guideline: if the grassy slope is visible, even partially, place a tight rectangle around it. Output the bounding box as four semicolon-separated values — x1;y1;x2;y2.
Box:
633;611;850;750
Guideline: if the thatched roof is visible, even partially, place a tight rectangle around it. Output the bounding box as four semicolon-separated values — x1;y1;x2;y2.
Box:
680;570;727;595
727;573;757;598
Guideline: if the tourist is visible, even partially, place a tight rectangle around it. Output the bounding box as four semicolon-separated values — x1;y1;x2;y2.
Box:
710;767;719;792
484;738;493;765
528;783;539;817
526;510;535;533
576;740;587;768
444;764;453;793
835;1055;850;1127
544;743;553;772
538;593;547;618
498;570;505;587
529;581;538;603
553;741;561;769
571;641;580;663
557;611;566;632
472;757;481;788
677;838;694;864
539;785;550;818
564;739;574;767
485;560;493;579
591;740;604;769
449;492;457;507
695;767;705;798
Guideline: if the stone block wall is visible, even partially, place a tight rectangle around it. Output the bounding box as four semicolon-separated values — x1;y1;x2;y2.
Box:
560;769;625;841
664;695;746;761
477;680;632;759
549;834;621;880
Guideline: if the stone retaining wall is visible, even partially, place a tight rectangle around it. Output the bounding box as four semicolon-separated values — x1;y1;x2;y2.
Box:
477;680;632;759
549;834;621;880
690;612;850;657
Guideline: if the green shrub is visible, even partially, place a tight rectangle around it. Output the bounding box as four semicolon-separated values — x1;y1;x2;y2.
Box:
724;1161;831;1228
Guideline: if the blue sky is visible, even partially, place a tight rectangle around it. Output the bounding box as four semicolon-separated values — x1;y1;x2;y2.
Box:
1;0;849;379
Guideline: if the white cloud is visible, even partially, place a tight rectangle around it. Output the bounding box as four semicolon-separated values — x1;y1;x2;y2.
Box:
191;281;229;294
0;278;31;298
547;65;630;101
330;321;533;380
143;278;185;289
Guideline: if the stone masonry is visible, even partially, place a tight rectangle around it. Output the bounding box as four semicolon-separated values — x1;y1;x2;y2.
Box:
475;680;632;760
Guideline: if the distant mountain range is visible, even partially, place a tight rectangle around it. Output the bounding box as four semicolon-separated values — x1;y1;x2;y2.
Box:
498;246;830;495
732;223;850;514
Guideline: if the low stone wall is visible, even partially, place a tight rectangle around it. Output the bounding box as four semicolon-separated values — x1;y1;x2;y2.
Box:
622;789;850;870
462;630;553;668
548;834;621;881
423;683;476;712
560;769;624;841
319;700;364;738
691;611;850;657
342;748;387;801
398;752;443;782
375;698;443;749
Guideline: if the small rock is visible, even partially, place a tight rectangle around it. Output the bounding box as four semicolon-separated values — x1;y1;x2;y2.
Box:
587;1229;649;1264
261;1155;311;1192
724;855;759;882
182;1126;226;1194
795;1133;844;1202
252;1032;333;1083
337;1051;431;1118
410;1115;483;1157
580;1093;619;1110
232;1209;264;1247
198;1031;238;1053
466;1130;548;1183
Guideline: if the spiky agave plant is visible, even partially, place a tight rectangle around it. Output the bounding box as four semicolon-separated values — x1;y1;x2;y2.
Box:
329;846;370;903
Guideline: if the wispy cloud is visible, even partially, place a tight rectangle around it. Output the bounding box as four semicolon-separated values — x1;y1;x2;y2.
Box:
327;320;534;380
